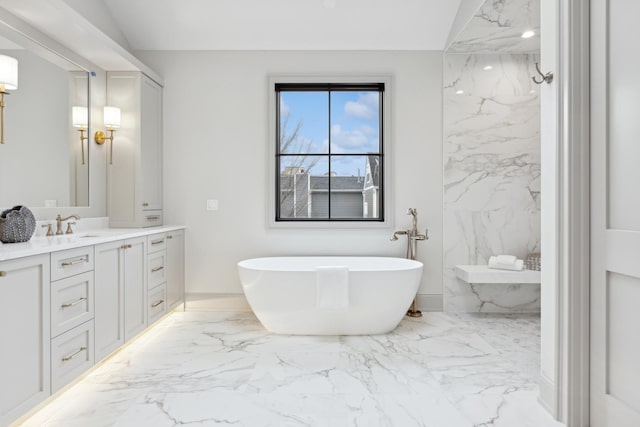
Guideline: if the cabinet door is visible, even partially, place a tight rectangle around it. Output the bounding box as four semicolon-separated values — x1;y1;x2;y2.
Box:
94;241;125;362
140;74;162;211
166;230;185;309
107;72;140;227
124;237;147;341
0;255;50;426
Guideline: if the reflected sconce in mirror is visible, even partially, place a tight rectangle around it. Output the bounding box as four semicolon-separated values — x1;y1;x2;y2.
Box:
94;106;121;165
72;106;88;165
0;54;18;145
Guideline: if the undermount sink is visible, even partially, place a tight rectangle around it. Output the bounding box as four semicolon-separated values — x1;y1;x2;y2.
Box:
77;232;107;238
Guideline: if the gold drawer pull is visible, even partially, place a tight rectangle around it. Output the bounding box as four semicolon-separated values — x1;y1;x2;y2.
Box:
121;244;133;249
151;239;164;245
0;271;6;277
166;235;173;240
61;346;87;362
61;257;88;267
146;215;160;221
151;266;164;272
142;202;149;207
61;297;87;308
151;299;164;308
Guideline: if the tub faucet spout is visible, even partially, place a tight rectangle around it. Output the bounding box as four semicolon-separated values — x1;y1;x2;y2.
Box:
390;230;408;241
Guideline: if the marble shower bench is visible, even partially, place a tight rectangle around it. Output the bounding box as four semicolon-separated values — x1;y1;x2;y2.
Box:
454;265;541;284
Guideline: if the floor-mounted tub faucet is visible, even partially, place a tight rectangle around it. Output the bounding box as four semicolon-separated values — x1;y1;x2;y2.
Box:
391;208;429;317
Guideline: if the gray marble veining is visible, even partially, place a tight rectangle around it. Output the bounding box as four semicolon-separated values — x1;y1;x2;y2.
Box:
20;311;563;427
448;0;540;53
443;53;541;313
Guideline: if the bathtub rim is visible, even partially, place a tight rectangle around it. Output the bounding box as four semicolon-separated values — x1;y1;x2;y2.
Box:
237;256;423;272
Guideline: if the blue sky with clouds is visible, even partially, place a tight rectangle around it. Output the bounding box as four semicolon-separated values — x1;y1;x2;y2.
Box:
280;91;380;176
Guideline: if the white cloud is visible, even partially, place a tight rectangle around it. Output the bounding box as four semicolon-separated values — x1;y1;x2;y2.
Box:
344;93;379;120
330;124;378;153
280;99;290;116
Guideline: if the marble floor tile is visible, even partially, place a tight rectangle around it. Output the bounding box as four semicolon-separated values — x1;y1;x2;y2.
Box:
19;311;564;427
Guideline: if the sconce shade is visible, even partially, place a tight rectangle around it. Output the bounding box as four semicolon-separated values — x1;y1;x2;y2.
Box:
72;106;88;128
0;55;18;90
104;106;121;129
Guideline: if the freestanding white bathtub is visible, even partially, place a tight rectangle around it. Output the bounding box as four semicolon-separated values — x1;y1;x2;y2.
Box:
237;257;423;335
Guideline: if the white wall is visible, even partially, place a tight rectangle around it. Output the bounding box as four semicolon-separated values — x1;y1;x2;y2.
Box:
137;50;444;301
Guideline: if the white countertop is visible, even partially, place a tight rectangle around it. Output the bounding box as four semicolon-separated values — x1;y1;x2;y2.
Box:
454;265;541;284
0;225;186;262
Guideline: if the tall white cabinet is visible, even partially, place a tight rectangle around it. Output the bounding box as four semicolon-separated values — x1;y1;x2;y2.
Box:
0;255;50;426
107;71;163;228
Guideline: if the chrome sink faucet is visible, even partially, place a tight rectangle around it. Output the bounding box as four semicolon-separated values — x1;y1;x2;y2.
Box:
56;214;80;235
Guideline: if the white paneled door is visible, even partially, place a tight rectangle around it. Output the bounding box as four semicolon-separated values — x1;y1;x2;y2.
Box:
591;0;640;426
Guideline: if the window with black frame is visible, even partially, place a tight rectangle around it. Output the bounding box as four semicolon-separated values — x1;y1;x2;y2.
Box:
275;83;384;222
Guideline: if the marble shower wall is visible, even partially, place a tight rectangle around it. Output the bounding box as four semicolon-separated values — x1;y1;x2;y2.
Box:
447;0;540;53
443;54;540;312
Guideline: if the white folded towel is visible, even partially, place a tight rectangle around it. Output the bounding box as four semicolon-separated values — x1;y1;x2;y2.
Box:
316;266;349;309
496;255;517;265
488;256;524;271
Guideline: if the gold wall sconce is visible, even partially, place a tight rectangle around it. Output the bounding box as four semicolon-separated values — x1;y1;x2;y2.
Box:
94;106;121;165
0;54;18;145
72;106;88;165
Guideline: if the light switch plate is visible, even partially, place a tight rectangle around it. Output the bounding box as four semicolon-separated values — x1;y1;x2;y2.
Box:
206;199;219;211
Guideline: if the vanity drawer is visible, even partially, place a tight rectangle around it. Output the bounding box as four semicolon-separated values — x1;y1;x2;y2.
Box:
148;284;167;324
147;233;167;253
51;271;94;338
51;320;94;393
51;246;94;281
142;211;163;228
148;251;167;289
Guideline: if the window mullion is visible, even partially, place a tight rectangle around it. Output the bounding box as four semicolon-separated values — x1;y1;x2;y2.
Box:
327;89;332;219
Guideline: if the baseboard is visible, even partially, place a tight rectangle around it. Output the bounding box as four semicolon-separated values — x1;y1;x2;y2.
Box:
538;373;557;418
185;293;444;312
185;293;252;311
416;294;444;312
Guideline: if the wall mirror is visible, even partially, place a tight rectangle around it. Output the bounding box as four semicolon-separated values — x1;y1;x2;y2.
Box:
0;25;90;208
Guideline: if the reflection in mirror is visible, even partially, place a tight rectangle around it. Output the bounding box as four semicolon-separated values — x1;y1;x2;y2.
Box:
0;32;90;208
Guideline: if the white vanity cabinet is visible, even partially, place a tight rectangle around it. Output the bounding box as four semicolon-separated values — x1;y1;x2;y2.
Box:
0;255;50;427
145;230;185;323
49;247;96;393
94;241;125;361
147;233;168;324
107;71;163;228
94;236;147;362
123;237;148;341
166;230;185;309
0;226;184;426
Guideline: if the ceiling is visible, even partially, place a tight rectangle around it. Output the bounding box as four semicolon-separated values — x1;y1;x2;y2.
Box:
101;0;462;51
